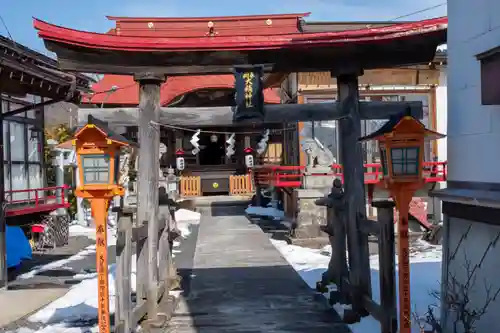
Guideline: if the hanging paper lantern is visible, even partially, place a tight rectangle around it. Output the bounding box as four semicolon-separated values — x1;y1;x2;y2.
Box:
175;149;185;171
244;147;254;168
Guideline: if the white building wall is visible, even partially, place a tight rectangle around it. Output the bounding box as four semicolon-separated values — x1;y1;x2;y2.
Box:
448;0;500;183
440;1;500;331
436;70;447;162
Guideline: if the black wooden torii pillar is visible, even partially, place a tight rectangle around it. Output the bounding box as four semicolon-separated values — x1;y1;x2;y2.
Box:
34;16;447;323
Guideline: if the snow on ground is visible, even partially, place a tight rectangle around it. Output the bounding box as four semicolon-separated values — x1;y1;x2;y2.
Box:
245;205;285;220
272;238;442;333
8;209;200;333
18;226;116;280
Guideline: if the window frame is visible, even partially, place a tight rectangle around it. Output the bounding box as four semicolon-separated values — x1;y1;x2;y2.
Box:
2;95;45;202
390;146;420;176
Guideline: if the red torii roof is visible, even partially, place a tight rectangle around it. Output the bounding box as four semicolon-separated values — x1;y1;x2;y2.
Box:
84;74;281;105
33;16;447;52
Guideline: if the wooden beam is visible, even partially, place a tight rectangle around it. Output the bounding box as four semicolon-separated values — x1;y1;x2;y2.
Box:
135;73;164;323
298;68;441;89
78;101;423;127
336;73;372;312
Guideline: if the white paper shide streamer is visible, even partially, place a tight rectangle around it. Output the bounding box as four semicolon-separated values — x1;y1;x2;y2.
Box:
226;133;236;157
257;129;270;155
190;129;200;155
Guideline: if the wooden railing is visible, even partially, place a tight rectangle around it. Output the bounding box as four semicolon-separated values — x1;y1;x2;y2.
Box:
253;161;448;189
115;207;178;333
180;176;201;197
5;185;71;216
229;174;253;195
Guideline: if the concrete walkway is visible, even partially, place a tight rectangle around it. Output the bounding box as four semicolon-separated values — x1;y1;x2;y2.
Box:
0;235;104;331
168;205;349;333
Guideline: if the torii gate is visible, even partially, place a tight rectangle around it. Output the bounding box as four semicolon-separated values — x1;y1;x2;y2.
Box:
34;15;447;331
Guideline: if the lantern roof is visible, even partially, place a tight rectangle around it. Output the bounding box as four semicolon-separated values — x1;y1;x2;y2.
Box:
76;115;137;146
358;112;445;142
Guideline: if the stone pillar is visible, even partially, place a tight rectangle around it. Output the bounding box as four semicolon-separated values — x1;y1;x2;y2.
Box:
54;150;67;216
75;165;86;225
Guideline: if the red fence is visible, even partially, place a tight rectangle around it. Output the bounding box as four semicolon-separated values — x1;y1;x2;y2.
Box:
4;185;71;216
253;161;447;189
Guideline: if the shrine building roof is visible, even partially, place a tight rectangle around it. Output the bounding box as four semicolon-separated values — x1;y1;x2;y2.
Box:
85;74;281;106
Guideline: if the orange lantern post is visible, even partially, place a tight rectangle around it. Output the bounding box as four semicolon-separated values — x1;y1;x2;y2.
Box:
359;113;445;333
59;115;134;333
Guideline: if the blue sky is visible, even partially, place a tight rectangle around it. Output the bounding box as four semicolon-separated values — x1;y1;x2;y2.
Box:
1;0;446;54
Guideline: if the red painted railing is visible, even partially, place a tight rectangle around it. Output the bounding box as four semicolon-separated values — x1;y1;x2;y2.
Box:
253;161;447;189
4;185;71;217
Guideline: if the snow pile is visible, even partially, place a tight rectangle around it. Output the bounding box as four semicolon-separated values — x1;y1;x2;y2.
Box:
175;208;201;238
245;205;285;220
272;239;442;333
29;264;118;324
68;224;96;239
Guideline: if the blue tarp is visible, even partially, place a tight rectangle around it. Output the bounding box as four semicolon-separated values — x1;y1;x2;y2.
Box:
6;225;32;268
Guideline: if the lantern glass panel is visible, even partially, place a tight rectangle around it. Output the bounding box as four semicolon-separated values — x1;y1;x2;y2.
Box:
82;154;110;184
390;147;419;176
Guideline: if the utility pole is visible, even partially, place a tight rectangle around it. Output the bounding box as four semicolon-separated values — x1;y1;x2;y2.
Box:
0;90;7;289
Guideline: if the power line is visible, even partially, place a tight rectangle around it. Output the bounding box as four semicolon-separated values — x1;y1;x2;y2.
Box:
390;2;446;21
0;14;14;41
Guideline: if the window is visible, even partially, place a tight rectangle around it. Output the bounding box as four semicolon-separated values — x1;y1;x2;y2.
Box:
302;98;339;163
380;147;389;176
9;122;26;162
11;164;27;201
1;95;45;205
4;167;10;193
82;154;110;184
28;165;42;190
27;125;40;162
390;147;419;176
477;48;500;105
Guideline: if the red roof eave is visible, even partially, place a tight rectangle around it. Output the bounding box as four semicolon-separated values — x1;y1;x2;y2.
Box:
34;17;448;52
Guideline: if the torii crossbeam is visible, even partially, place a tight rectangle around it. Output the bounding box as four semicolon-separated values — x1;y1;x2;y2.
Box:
77;101;423;127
